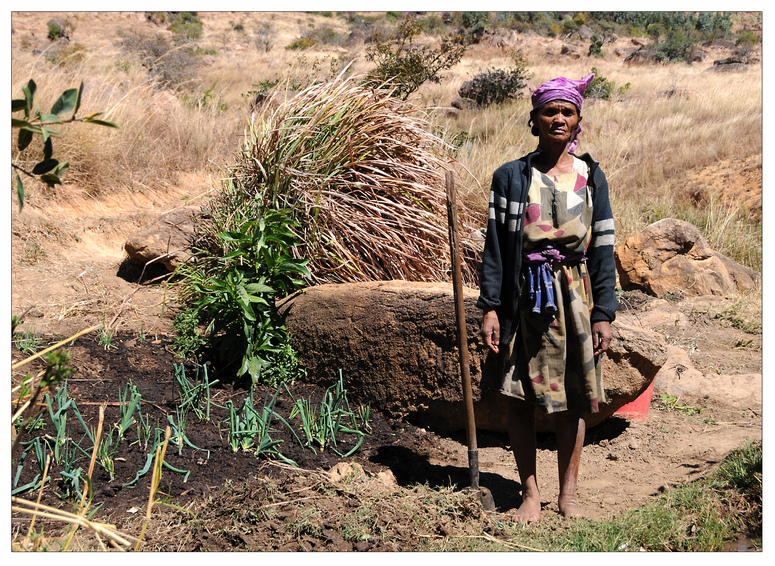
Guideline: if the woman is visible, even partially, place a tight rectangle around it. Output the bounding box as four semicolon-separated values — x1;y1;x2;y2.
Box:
476;74;618;521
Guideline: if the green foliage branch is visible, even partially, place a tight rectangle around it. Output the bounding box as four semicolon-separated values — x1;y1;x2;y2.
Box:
11;79;119;212
459;50;532;106
174;198;310;386
585;67;631;101
364;14;468;100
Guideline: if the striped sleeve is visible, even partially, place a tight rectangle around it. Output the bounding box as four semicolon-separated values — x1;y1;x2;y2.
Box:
587;167;618;323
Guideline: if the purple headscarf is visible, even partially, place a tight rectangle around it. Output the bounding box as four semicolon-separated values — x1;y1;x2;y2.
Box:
531;73;595;153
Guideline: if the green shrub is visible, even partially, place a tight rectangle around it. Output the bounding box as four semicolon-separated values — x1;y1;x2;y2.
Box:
560;15;580;35
588;34;604;58
459;50;532;106
286;37;316;50
167;12;203;40
586;67;630;101
46;42;88;67
656;30;694;63
304;25;345;47
364;14;467;100
47;18;74;40
175;204;310;385
736;30;758;46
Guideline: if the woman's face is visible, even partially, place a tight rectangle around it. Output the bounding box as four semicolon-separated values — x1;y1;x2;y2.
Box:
533;100;581;148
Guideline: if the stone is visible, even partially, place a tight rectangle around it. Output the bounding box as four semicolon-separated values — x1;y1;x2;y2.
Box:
451;97;478;111
561;44;581;59
653;345;761;410
278;281;667;434
124;206;199;272
614;218;759;298
577;24;594;40
706;63;748;73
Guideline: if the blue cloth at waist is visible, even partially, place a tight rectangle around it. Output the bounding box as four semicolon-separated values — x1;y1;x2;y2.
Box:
523;249;586;326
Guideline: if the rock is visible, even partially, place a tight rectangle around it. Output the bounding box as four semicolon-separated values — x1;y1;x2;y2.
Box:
577;24;594;40
561;44;581;59
344;29;365;48
714;55;747;65
451;97;478;111
710;39;736;50
124;206;200;272
278;281;484;426
706;63;748;73
614;218;759;298
278;281;667;434
688;48;706;62
481;28;521;49
653;346;761;410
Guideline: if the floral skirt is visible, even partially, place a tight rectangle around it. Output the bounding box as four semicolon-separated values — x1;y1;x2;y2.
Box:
481;262;604;414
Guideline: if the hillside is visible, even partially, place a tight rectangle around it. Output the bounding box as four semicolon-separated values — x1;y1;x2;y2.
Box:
10;11;762;552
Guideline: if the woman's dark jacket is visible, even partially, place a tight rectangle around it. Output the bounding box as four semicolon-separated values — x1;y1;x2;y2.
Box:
475;149;618;347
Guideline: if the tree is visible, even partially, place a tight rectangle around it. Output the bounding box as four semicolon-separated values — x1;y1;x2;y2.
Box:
11;79;119;212
364;14;468;100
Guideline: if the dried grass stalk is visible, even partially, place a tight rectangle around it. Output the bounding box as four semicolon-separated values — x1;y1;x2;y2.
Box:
220;70;480;286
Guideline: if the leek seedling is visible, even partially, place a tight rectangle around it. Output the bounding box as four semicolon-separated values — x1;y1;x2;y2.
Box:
117;382;142;439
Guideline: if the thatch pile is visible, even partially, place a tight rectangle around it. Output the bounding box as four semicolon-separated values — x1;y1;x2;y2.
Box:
224;71;480;287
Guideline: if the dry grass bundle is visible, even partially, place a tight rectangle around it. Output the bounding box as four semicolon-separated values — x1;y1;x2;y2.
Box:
222;70;481;286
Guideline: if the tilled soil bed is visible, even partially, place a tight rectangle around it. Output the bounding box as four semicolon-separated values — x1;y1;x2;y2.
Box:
10;325;762;551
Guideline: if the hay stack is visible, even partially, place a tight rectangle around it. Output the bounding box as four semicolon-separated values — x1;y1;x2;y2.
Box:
226;71;480;287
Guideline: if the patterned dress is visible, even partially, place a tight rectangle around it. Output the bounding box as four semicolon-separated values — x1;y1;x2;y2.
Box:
495;156;604;414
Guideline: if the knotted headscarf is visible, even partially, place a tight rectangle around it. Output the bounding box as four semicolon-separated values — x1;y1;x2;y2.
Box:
531;73;595;153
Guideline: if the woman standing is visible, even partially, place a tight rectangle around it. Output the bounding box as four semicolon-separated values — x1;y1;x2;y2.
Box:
476;74;618;522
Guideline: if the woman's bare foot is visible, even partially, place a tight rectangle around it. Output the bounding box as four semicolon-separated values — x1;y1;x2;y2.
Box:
513;491;541;523
558;495;584;518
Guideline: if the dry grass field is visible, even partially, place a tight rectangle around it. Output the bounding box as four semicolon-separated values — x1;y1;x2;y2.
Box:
10;12;762;263
9;11;763;552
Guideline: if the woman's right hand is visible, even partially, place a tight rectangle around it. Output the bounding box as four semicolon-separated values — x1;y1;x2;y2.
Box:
481;309;500;354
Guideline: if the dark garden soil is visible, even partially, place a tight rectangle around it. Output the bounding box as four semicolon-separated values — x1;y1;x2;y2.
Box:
10;318;763;551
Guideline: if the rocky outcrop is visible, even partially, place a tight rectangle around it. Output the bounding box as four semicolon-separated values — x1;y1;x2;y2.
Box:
278;280;666;434
653;346;761;411
124;206;199;272
615;218;759;298
561;44;581;59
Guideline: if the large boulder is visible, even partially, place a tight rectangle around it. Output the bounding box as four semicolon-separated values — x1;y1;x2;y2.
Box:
278;281;667;434
615;218;759;298
124;206;199;272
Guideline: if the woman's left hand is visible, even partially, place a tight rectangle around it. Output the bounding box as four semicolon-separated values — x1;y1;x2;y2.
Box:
592;321;613;356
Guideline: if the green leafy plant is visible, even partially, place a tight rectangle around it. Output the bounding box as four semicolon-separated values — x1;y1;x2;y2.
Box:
586;67;631;101
286;37;315;50
11;79;119;212
657;393;702;415
458;50;532;106
47;18;74;40
364;14;468;100
117;382;143;439
167;11;203;40
290;372;370;457
223;385;299;465
175;208;310;384
588;34;605;58
13;325;44;356
172;363;219;421
97;326;114;350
